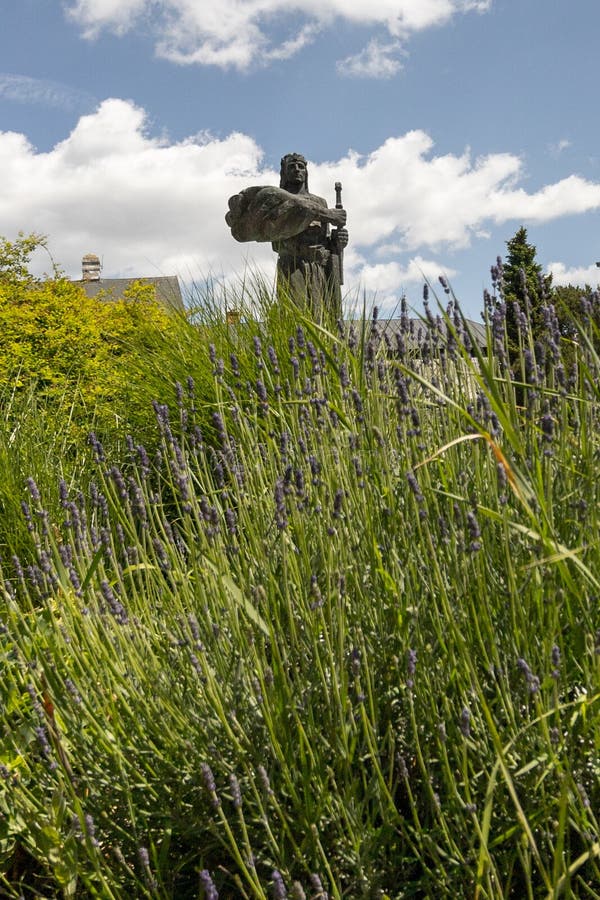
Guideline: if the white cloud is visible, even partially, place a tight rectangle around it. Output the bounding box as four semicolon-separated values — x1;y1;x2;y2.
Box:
347;255;457;312
488;175;600;223
0;73;95;111
548;138;572;158
0;99;274;283
548;262;600;288
65;0;491;70
65;0;147;38
1;98;600;305
337;40;403;79
356;256;457;288
307;134;523;251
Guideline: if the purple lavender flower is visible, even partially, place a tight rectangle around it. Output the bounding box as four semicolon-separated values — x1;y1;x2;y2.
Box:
406;471;423;503
540;409;554;443
274;478;288;530
516;657;540;694
88;432;105;463
347;324;357;351
466;511;482;552
256;379;268;405
510;299;526;333
84;813;99;847
152;538;170;571
459;707;471;737
350;647;361;676
332;488;343;519
229;773;242;809
25;477;41;504
339;362;350;389
308;455;321;485
408;407;421;436
69;567;82;594
307;340;321;375
577;783;591;810
100;580;128;625
65;678;82;705
406;648;417;689
152;401;171;433
58;479;69;507
109;466;128;502
272;870;287;899
225;508;237;536
11;555;24;580
201;762;220;808
268;345;280;374
258;764;274;796
551;644;561;679
351;389;364;423
200;870;219;900
212;460;225;489
20;500;34;533
309;874;328;899
34;725;57;769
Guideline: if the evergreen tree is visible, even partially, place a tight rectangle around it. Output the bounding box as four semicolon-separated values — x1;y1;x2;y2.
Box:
501;226;552;355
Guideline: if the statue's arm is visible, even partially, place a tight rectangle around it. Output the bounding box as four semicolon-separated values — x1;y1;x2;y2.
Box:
226;186;345;243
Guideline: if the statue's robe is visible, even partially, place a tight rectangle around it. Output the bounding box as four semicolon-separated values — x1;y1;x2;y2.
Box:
225;186;342;320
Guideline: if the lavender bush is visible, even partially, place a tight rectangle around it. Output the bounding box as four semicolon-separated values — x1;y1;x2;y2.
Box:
0;278;599;897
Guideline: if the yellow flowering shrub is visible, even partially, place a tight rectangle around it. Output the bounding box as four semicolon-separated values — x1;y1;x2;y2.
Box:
0;275;177;443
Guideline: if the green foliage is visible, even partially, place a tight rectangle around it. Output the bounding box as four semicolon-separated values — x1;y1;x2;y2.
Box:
1;283;600;897
0;232;50;287
552;282;600;337
502;226;553;355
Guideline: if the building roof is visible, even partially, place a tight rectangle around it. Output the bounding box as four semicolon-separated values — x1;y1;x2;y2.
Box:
79;275;183;311
369;316;487;353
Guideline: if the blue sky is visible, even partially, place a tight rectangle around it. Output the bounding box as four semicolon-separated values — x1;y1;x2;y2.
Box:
2;0;600;317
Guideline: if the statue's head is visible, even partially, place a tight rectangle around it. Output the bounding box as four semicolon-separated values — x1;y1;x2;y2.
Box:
280;153;308;192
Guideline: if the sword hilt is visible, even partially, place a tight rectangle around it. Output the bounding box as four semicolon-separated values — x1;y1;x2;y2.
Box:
335;181;343;209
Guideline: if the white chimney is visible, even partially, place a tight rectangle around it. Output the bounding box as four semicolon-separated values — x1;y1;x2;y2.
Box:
82;253;101;282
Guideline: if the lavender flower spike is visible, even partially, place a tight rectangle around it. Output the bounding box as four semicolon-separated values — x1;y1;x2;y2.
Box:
272;870;287;899
200;869;219;899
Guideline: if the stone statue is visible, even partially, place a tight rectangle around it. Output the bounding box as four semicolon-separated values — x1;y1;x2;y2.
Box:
225;153;348;320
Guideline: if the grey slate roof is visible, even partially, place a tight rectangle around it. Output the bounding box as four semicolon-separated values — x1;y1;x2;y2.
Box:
370;316;487;353
79;276;183;311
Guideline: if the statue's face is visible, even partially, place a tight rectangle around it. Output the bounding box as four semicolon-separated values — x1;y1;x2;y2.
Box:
284;157;307;189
